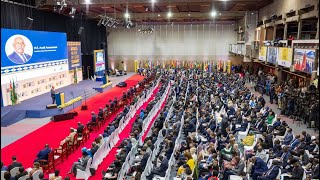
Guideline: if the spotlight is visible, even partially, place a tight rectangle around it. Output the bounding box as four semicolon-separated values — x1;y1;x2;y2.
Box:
167;12;172;18
158;14;160;17
211;11;217;17
124;13;130;18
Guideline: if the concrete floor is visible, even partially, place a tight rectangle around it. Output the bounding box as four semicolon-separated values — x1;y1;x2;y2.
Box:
1;72;136;148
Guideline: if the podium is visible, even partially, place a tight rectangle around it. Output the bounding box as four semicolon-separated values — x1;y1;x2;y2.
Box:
55;92;65;106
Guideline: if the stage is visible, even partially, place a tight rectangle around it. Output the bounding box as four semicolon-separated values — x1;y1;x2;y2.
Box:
1;73;134;127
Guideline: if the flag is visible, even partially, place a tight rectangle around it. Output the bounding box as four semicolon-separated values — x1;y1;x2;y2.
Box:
74;68;78;84
10;79;18;105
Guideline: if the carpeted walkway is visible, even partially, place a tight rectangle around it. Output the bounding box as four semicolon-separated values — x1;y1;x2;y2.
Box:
1;74;145;171
82;84;169;180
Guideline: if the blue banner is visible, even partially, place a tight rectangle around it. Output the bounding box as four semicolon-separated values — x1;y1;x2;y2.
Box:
1;28;68;70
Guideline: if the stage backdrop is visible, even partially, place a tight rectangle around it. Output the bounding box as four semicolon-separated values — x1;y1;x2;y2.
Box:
1;29;82;106
293;48;316;74
277;47;293;68
267;47;278;64
1;28;68;84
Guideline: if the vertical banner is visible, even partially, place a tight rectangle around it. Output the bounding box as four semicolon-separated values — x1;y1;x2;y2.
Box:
227;60;232;74
267;47;278;64
93;49;106;76
277;47;293;68
134;60;138;73
223;61;227;72
259;46;267;61
67;42;82;70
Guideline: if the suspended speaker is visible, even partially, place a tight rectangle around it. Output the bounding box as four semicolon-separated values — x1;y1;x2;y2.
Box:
24;17;33;29
78;27;84;35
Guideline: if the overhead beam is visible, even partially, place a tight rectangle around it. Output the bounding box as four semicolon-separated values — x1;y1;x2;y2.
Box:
96;11;246;19
41;0;272;6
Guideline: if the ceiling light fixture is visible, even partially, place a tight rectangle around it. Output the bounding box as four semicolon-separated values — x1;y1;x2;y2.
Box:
219;13;222;15
151;0;156;3
188;13;191;16
251;12;254;15
124;13;130;18
158;14;160;17
167;12;172;18
211;11;217;17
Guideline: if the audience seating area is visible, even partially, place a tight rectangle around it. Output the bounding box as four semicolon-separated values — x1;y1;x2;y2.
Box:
1;68;319;180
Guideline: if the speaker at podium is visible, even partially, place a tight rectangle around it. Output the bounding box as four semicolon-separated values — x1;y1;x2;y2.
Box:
55;92;65;106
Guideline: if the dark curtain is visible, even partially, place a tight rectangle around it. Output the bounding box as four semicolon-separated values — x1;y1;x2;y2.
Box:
1;1;106;55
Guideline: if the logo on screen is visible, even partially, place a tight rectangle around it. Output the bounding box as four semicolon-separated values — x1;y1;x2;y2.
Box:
5;34;33;65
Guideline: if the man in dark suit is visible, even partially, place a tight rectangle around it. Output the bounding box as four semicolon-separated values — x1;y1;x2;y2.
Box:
77;122;84;135
282;128;293;145
8;156;22;171
289;135;301;150
34;144;52;162
284;161;304;180
7;37;31;64
50;86;57;104
251;156;268;180
140;148;150;169
147;155;168;180
257;160;281;180
90;142;99;156
262;132;273;149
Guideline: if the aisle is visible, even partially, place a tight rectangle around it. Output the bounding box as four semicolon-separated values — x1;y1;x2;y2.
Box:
1;75;145;169
56;83;162;179
85;85;168;180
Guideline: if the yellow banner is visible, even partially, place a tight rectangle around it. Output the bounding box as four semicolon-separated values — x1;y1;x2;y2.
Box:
259;46;267;61
227;60;232;74
277;47;293;67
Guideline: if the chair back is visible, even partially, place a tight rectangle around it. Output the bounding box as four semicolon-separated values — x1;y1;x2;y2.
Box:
32;170;43;180
276;169;281;179
10;167;20;177
1;171;6;180
18;175;29;180
73;133;78;145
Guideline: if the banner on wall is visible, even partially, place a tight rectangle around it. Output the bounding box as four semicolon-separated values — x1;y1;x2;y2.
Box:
93;49;106;76
277;47;293;68
267;47;278;64
67;41;82;70
259;46;267;61
293;48;316;74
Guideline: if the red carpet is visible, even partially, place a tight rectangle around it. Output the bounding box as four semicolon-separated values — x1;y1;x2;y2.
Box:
82;85;169;180
1;75;145;171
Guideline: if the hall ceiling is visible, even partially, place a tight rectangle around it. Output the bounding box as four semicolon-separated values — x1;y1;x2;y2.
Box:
35;0;274;23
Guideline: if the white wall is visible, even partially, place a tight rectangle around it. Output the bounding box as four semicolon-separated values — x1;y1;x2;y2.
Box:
108;23;237;61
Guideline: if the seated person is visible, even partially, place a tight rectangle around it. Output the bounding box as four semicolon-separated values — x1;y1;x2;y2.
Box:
90;142;100;156
50;170;62;180
257;159;281;180
29;162;43;177
146;155;168;179
1;161;8;171
8;156;22;171
64;128;77;145
14;167;28;180
87;112;97;131
67;151;91;176
34;144;52;162
102;160;121;180
76;122;85;136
